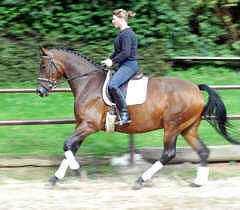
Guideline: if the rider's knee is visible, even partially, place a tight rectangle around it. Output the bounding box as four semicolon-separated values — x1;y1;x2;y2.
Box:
108;83;118;92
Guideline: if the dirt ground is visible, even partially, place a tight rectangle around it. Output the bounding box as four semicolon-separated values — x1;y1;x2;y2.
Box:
0;162;239;210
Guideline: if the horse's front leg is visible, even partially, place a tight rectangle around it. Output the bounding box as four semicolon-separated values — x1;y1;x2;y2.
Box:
48;135;83;186
48;122;96;186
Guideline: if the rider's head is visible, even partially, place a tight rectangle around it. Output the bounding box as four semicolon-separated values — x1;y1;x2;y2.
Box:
112;9;135;29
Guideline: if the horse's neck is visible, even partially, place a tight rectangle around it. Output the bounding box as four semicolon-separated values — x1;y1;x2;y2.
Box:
56;52;105;98
63;62;105;98
69;72;105;99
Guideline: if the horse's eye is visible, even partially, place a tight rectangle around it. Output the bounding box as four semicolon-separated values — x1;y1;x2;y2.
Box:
41;66;46;70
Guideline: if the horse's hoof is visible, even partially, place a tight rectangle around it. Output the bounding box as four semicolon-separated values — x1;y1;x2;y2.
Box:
132;182;142;190
46;176;58;187
190;182;202;188
132;177;144;190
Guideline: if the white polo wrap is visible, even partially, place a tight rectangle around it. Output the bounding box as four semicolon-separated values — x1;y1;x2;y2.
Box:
55;158;69;179
194;166;209;186
65;150;80;170
142;161;163;181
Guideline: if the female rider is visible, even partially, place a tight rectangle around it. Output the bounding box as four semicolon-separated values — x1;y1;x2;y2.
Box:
101;9;138;125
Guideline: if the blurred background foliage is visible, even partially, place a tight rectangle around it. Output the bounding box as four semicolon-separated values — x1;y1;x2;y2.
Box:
0;0;240;84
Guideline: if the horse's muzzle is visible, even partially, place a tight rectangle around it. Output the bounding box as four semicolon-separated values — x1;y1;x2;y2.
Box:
36;87;49;97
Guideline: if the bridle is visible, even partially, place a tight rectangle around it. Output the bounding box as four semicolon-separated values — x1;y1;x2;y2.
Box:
38;51;101;91
37;51;62;91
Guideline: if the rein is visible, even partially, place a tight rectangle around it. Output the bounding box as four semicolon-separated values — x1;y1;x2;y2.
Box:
56;69;100;85
38;52;102;89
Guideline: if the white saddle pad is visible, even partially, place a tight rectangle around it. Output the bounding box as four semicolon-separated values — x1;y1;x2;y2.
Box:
102;71;148;106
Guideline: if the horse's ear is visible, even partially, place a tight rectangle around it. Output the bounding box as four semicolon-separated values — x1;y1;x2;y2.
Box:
39;46;49;56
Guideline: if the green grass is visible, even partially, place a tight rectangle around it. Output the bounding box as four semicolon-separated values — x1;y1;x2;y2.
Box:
0;67;240;156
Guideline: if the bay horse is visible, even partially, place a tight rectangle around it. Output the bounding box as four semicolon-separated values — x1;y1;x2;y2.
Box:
37;47;240;188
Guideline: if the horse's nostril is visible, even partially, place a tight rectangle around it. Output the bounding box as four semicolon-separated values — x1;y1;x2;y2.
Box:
36;88;44;97
36;88;41;95
36;87;49;97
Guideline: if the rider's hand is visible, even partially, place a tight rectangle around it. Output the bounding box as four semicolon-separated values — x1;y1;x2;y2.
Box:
101;58;113;67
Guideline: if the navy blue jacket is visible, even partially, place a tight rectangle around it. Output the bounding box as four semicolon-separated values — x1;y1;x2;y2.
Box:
110;28;138;65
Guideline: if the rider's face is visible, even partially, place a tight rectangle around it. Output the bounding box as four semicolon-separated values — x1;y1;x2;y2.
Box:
112;15;122;28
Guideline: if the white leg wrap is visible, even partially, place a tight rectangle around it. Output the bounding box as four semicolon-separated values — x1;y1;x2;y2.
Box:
142;161;163;181
194;166;209;186
55;158;69;179
65;150;80;170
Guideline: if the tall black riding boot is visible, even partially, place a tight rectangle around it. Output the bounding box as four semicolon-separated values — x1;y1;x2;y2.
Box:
109;87;131;125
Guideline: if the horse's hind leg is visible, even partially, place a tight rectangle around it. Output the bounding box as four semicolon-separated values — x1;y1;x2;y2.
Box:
181;119;210;187
136;126;178;188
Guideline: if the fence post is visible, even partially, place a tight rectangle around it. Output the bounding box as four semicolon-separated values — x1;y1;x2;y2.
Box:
129;134;135;166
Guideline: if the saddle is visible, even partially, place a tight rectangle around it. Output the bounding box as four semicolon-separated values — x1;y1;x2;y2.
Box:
103;69;148;132
102;69;148;106
110;69;143;98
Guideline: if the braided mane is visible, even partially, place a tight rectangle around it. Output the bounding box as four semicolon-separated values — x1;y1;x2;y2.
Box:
51;48;105;71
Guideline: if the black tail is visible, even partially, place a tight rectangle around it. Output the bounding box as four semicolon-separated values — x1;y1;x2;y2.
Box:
199;84;240;145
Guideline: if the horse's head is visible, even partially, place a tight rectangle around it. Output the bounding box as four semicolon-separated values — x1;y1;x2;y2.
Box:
37;47;63;97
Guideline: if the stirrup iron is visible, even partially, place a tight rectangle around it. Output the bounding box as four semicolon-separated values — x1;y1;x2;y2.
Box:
115;111;131;125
